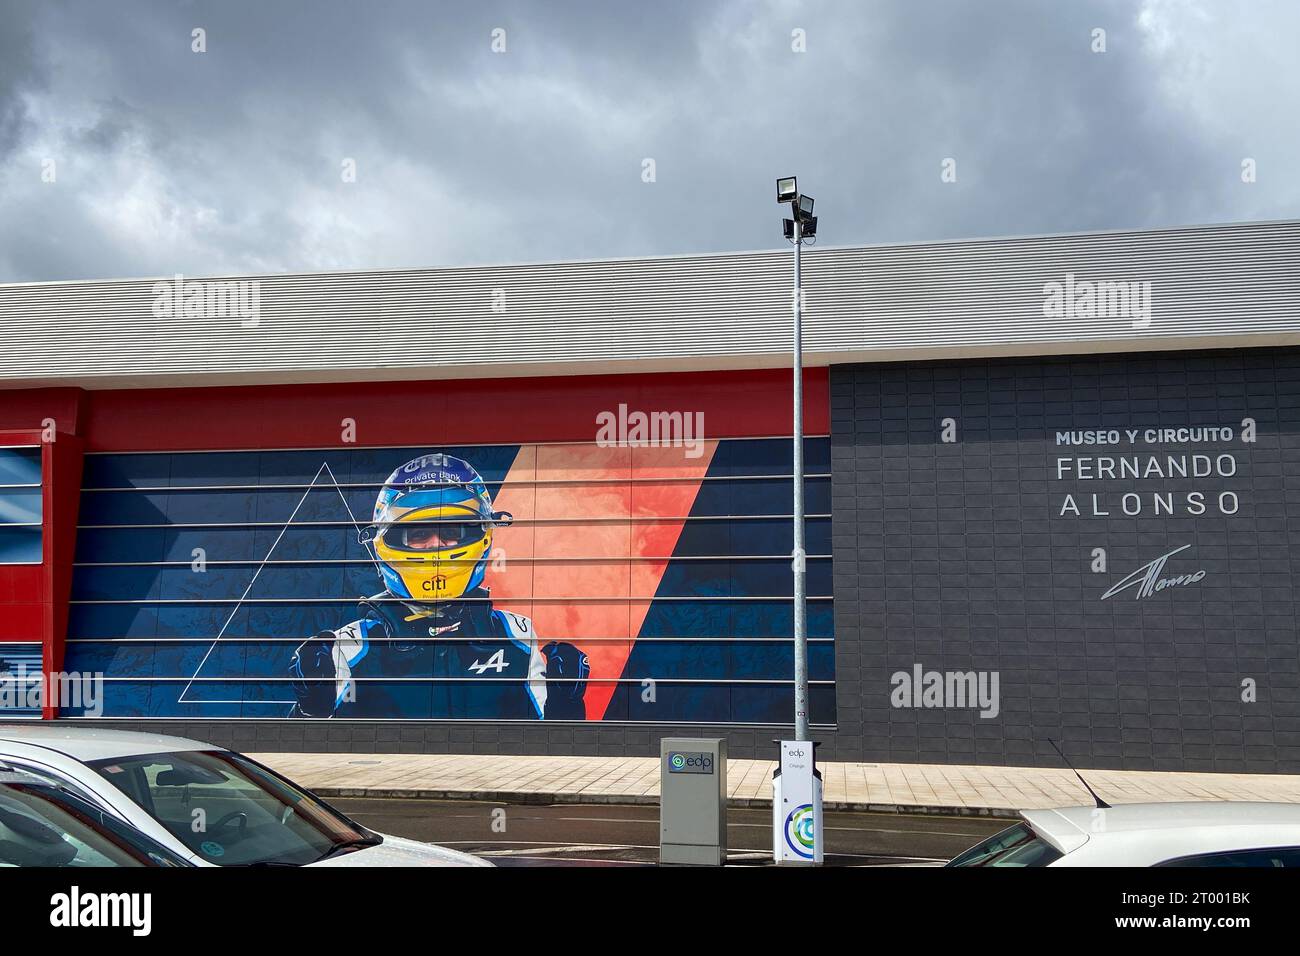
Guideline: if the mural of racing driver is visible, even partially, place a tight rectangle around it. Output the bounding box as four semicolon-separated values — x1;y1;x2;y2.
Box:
289;453;589;719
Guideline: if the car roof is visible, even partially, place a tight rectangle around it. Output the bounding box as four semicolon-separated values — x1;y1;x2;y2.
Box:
1022;802;1300;856
1026;801;1300;833
0;724;218;762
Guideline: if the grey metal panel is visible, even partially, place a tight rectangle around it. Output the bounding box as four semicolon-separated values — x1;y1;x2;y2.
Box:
1;220;1297;388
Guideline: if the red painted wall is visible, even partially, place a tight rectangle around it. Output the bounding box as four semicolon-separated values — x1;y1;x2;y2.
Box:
0;425;44;646
83;368;828;451
0;421;83;717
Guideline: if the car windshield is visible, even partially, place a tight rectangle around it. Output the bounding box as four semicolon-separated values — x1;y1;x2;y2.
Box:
88;750;376;866
946;822;1064;867
0;782;188;867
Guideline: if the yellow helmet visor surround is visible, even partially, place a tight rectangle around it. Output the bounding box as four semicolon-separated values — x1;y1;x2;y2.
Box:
373;501;493;603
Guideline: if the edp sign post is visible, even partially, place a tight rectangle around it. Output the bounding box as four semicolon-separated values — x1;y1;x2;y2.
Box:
773;739;823;864
659;738;727;865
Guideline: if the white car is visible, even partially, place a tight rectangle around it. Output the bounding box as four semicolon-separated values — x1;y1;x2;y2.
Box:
947;802;1300;867
0;725;491;867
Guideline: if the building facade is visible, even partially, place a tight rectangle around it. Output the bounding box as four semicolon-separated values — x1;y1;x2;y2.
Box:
2;220;1298;771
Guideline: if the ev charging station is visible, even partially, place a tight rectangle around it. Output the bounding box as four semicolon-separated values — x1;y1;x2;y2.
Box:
659;737;727;865
772;740;823;864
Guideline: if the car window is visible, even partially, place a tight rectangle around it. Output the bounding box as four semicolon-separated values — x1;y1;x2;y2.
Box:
1156;846;1300;867
946;822;1065;867
0;784;188;867
90;750;375;866
0;759;107;809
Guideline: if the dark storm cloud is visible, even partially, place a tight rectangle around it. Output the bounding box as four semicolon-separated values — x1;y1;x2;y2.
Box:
0;2;44;162
0;0;1294;282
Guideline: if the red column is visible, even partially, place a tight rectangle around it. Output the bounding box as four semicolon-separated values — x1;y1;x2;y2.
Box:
43;432;84;717
0;388;85;718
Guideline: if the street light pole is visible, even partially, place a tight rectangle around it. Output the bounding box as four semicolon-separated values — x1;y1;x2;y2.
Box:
791;215;809;742
772;177;823;865
777;176;815;742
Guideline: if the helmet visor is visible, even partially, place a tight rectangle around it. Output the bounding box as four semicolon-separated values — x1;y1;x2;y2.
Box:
382;520;485;552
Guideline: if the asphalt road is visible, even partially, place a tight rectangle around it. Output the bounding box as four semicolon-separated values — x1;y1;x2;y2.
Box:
330;796;1011;866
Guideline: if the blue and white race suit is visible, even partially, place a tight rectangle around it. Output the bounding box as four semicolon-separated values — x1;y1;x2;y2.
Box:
288;589;589;720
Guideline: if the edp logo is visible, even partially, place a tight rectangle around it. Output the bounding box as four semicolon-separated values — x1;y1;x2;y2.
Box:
667;751;713;774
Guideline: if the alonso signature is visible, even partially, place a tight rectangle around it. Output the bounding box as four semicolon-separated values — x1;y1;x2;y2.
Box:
1101;544;1206;601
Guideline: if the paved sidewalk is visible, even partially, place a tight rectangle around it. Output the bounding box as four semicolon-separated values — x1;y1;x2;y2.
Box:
249;752;1300;818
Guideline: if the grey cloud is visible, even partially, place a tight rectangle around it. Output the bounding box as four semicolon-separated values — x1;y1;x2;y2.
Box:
0;2;44;163
0;0;1295;283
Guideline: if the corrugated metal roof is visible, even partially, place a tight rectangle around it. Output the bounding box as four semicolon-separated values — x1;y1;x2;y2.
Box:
1;219;1297;389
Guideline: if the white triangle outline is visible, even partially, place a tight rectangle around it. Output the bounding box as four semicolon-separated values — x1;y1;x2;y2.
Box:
176;461;370;706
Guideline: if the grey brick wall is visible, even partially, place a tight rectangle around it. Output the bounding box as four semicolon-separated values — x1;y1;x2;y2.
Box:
830;348;1300;773
70;720;791;761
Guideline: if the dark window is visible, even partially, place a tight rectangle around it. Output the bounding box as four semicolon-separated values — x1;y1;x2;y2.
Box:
946;822;1064;867
0;781;189;867
1156;846;1300;867
0;447;42;564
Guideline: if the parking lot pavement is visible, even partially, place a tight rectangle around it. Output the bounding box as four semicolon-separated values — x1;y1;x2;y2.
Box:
330;796;1009;866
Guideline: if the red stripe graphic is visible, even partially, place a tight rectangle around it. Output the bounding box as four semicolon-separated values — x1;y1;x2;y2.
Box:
487;441;718;720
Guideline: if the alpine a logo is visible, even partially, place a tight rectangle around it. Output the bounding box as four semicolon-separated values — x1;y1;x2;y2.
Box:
469;650;509;674
1101;544;1206;601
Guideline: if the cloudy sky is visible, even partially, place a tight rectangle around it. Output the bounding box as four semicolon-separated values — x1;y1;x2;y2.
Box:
0;0;1296;282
